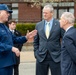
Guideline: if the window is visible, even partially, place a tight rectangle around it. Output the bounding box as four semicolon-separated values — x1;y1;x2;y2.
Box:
12;3;18;21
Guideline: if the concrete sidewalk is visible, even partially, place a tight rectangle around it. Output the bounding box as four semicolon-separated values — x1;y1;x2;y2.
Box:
20;49;36;75
19;45;51;75
20;44;36;63
19;62;36;75
20;51;36;63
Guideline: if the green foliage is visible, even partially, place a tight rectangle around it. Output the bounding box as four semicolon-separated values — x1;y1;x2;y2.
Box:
74;23;76;28
16;23;36;35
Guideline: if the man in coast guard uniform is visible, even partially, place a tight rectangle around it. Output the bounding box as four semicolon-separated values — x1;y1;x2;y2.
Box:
0;4;37;75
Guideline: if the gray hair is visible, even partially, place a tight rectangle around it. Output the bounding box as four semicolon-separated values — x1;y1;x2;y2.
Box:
43;4;54;13
61;12;75;24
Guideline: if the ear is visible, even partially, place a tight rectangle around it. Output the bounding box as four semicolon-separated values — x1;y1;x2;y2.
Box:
64;20;68;25
0;11;1;14
51;12;53;16
8;24;11;26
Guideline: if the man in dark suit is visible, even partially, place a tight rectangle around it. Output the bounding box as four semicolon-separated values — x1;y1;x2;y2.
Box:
60;12;76;75
8;20;23;75
33;4;64;75
0;4;37;75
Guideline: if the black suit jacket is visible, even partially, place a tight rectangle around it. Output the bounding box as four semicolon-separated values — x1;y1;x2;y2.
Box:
34;19;64;62
61;27;76;75
13;29;23;64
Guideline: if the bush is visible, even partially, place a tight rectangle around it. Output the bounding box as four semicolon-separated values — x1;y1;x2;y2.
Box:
16;23;76;35
74;23;76;28
16;23;36;35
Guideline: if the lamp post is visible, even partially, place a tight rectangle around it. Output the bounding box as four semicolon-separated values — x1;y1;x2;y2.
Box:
57;3;59;19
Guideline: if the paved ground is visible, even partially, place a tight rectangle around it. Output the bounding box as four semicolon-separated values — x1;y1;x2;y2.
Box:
18;45;51;75
19;62;36;75
19;45;35;75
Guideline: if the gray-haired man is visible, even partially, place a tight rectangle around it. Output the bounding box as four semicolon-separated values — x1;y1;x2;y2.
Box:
34;4;64;75
60;12;76;75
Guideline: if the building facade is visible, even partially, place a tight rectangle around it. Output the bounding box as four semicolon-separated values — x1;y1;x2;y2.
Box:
0;0;75;23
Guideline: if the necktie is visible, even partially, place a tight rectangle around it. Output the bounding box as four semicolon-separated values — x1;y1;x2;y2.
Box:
45;22;50;39
12;30;14;33
10;30;14;34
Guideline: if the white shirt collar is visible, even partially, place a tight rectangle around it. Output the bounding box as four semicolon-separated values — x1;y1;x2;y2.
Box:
9;29;14;33
45;18;53;24
66;26;73;32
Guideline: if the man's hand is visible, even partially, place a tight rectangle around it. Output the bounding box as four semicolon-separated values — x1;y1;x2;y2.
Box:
12;47;20;57
26;30;37;39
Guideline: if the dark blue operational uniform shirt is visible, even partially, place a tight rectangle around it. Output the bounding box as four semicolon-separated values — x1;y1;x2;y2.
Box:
0;23;27;68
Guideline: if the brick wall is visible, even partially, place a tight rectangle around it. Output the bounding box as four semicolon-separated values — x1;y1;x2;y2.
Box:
18;3;42;23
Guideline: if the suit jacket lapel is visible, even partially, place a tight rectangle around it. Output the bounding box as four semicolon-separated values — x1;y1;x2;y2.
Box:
40;20;47;39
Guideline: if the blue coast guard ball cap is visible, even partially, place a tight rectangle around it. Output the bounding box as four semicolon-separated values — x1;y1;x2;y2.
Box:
0;4;13;13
